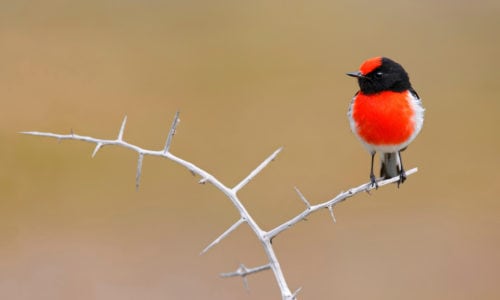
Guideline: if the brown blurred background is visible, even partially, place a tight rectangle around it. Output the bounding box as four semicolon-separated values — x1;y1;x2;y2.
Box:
1;0;499;299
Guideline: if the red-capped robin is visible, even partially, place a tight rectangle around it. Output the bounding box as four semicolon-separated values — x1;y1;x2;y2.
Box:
347;57;424;187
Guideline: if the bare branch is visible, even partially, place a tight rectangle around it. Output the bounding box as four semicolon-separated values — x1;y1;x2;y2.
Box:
220;263;272;291
201;218;245;255
265;167;418;240
23;116;419;300
220;263;271;278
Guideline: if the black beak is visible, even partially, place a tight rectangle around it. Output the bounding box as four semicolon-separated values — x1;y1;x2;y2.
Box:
346;71;364;78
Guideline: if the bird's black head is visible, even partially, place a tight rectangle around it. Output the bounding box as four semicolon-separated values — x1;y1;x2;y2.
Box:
347;57;412;94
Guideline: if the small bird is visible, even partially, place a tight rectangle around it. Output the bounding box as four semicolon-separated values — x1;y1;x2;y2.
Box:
347;57;424;187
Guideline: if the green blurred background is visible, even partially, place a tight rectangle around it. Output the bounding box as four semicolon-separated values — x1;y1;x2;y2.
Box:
1;0;499;299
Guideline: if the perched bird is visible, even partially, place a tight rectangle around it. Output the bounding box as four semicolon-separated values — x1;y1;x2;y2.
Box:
347;57;424;187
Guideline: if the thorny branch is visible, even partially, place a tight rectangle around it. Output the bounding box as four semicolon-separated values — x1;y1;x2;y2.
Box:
23;112;418;300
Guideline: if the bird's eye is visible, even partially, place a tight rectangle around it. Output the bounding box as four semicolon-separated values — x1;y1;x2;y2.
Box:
374;71;383;78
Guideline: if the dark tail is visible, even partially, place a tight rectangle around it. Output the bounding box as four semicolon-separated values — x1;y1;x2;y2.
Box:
380;152;401;179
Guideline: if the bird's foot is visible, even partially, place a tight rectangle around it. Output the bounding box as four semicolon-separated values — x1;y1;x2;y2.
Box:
397;170;407;188
370;173;379;189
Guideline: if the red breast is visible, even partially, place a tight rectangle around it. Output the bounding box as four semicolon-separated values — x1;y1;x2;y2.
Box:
351;90;415;146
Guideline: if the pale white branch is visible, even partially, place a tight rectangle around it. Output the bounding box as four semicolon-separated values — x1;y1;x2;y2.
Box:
23;114;419;300
220;263;271;278
220;263;272;291
265;168;418;240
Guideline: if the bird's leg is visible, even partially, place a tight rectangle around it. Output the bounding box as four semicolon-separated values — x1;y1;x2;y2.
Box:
397;151;407;188
370;152;378;189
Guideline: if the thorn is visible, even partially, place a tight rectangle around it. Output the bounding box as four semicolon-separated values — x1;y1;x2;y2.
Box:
328;205;337;223
198;178;208;184
233;146;284;193
292;287;303;298
242;275;250;291
92;143;103;158
272;146;284;161
294;186;311;208
136;153;144;191
237;263;248;277
164;111;180;153
237;263;248;274
118;115;127;141
200;218;245;255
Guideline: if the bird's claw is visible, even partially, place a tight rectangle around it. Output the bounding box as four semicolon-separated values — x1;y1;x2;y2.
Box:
397;170;407;188
370;173;378;189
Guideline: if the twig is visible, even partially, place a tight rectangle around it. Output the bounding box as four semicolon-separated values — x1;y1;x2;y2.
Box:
220;263;272;291
220;263;272;278
22;113;418;300
265;167;418;240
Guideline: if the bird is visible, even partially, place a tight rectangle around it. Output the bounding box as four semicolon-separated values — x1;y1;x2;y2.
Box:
346;57;424;188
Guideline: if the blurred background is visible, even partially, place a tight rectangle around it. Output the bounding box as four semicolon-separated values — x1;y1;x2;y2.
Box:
1;0;499;299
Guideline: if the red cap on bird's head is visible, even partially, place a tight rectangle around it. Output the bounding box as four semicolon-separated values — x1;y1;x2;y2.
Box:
359;56;383;76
